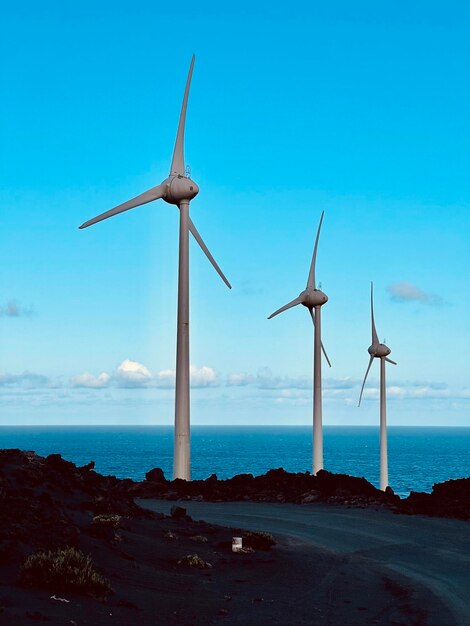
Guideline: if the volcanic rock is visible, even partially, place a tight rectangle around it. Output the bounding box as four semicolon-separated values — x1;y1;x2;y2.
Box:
145;467;167;483
402;476;470;520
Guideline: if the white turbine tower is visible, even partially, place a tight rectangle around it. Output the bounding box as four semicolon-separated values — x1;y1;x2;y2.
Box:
79;56;231;481
268;212;331;475
358;283;396;491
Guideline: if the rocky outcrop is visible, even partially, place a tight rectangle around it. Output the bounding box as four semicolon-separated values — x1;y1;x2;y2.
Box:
145;467;167;483
134;465;469;520
401;476;470;520
0;448;152;563
134;466;400;510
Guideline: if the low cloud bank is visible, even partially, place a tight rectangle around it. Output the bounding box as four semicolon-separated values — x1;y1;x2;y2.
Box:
2;361;467;410
70;360;219;390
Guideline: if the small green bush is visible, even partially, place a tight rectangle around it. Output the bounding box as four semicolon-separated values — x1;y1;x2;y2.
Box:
242;531;276;551
21;547;112;597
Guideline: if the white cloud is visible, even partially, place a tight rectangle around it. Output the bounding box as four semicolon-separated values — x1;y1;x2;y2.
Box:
77;360;220;389
190;365;219;388
387;281;445;306
116;359;152;388
70;372;111;389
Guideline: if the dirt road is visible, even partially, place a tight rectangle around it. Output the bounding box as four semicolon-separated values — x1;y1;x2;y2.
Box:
141;500;470;625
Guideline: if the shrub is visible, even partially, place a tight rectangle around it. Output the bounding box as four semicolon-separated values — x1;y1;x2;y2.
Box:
92;514;121;529
91;514;122;540
21;547;112;597
177;554;212;569
242;531;276;551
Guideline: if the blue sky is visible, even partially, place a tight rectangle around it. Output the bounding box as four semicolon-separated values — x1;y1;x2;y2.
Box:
1;1;469;425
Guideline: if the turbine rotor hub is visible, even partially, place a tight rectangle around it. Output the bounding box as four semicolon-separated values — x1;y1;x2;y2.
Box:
369;343;391;357
164;175;199;205
300;288;328;308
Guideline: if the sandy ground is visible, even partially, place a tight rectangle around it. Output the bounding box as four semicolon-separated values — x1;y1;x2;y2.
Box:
141;499;470;626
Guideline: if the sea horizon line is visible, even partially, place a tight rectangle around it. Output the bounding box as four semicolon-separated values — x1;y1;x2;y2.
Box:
0;424;468;429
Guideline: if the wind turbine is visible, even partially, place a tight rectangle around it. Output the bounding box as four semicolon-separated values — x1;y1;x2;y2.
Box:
358;282;396;491
79;56;231;481
268;211;331;475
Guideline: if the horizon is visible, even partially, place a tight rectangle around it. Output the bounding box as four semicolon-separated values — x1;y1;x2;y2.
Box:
1;1;469;428
1;423;469;429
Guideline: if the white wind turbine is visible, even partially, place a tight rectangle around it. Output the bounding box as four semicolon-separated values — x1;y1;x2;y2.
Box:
268;212;331;475
358;283;396;491
79;56;231;481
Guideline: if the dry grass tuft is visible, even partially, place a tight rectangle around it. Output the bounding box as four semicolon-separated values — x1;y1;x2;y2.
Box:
21;547;112;597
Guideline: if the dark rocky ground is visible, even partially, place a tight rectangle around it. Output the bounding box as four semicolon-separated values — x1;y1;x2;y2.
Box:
0;448;468;625
0;449;284;624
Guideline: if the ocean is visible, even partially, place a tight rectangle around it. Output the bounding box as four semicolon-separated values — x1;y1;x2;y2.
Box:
0;426;468;497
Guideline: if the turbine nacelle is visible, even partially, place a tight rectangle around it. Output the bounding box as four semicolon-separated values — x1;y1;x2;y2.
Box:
163;175;199;205
368;343;391;358
299;288;328;308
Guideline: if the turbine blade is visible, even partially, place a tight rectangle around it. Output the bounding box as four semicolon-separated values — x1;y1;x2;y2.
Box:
308;308;332;367
268;297;302;320
307;210;325;289
358;355;374;407
170;55;195;176
371;282;379;345
188;216;231;289
320;342;331;367
79;184;165;229
385;357;397;365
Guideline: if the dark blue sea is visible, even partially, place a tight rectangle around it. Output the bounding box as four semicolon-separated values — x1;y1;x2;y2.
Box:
0;426;468;497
